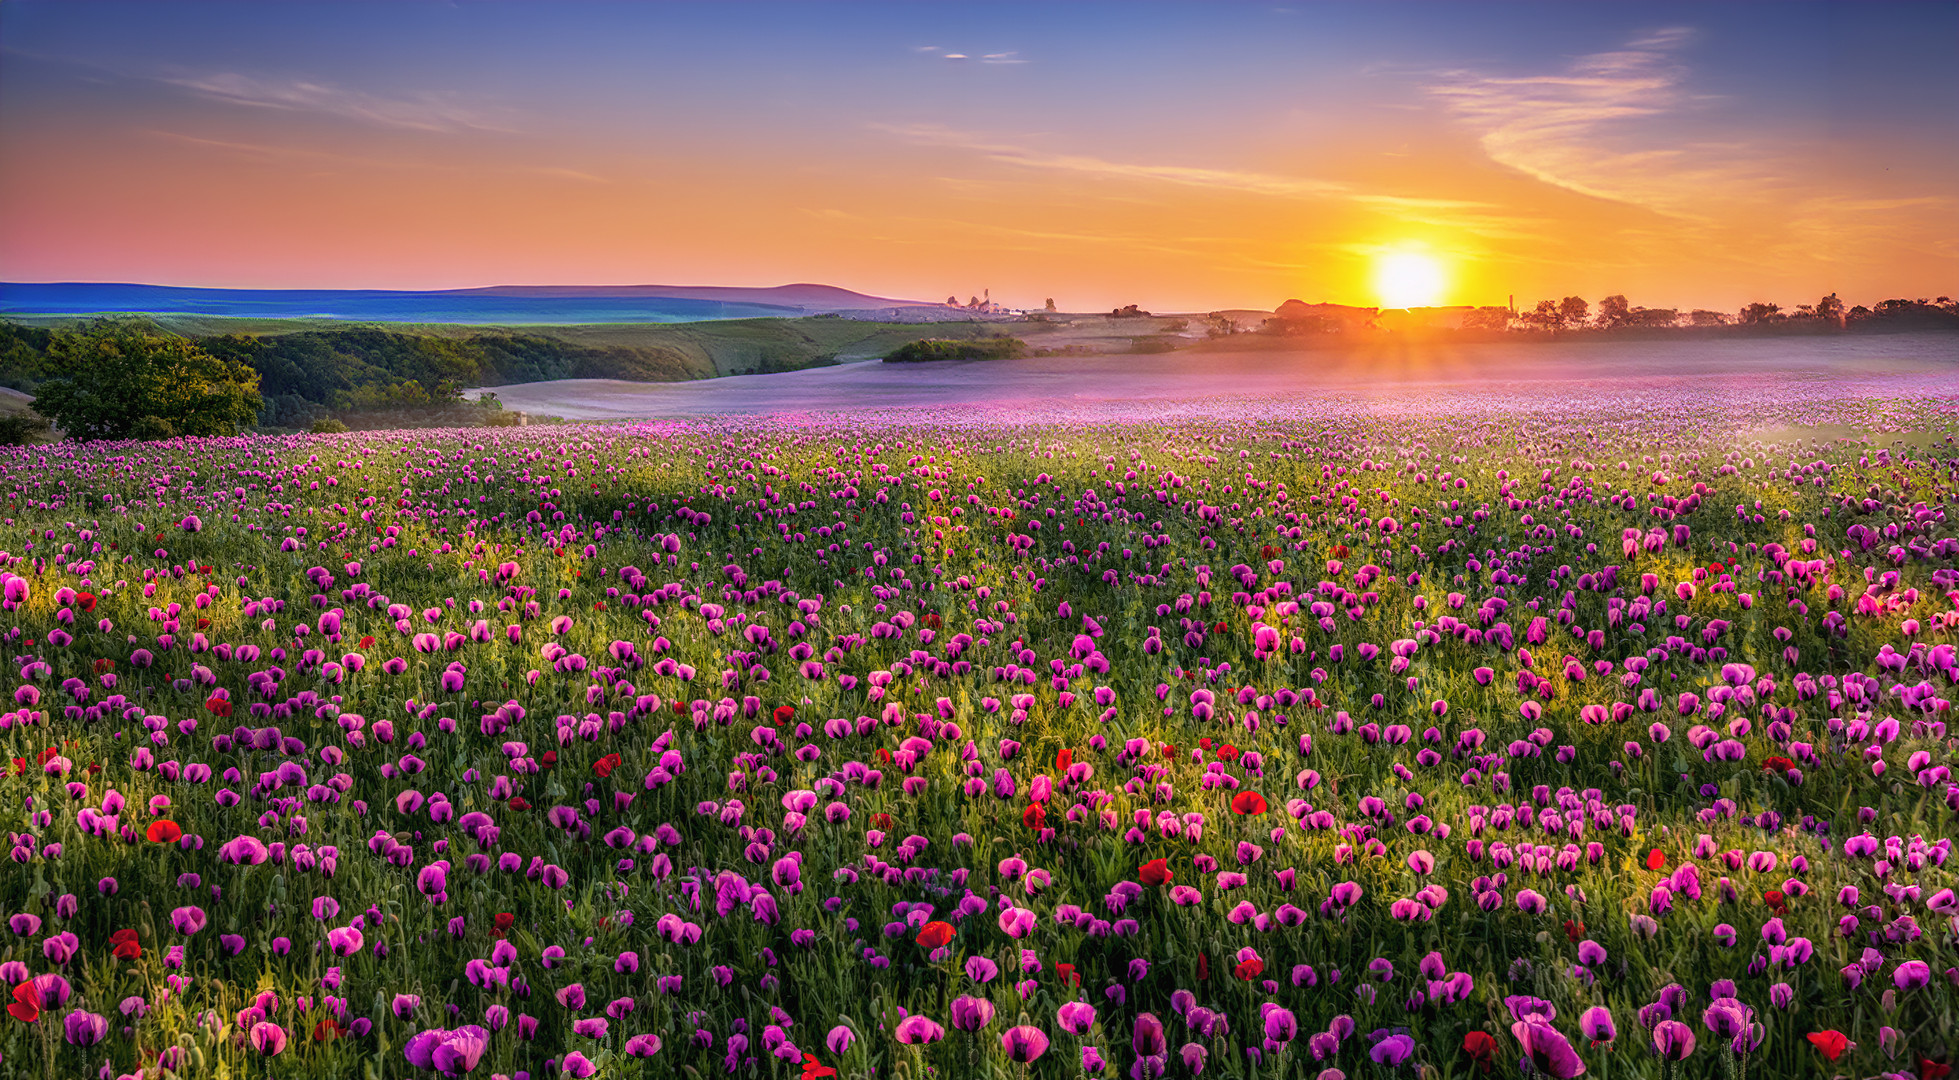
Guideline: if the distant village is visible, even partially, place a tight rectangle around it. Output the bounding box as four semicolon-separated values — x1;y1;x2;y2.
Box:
934;291;1959;336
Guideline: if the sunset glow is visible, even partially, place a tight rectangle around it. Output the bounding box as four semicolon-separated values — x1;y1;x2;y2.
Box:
1373;252;1448;310
0;2;1953;311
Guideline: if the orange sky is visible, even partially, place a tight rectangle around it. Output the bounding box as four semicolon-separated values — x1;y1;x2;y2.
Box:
2;3;1953;312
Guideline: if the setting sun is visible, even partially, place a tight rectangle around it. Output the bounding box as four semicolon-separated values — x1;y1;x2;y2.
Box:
1373;251;1447;309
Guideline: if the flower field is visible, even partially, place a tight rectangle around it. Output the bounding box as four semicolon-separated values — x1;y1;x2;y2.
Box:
2;389;1957;1080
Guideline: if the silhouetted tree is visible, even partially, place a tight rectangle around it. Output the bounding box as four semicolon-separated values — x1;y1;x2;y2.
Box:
1596;294;1631;330
1738;302;1781;325
1558;296;1590;328
1816;293;1845;325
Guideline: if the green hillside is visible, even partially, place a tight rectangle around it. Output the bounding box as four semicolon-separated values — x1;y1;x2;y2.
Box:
0;314;1013;430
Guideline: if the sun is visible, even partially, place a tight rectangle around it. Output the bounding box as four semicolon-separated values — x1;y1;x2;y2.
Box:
1373;251;1446;308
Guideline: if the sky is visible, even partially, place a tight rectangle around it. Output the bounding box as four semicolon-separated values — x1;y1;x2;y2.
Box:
1;1;1954;313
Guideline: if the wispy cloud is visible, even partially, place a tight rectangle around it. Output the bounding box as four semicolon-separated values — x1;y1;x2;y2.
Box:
157;71;517;133
1423;26;1956;272
912;46;1028;64
145;129;610;184
871;122;1348;198
1423;27;1746;215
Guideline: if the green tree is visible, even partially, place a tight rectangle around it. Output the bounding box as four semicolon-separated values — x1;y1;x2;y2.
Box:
30;319;263;440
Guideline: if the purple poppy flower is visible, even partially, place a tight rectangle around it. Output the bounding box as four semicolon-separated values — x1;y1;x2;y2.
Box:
1578;1007;1615;1045
950;995;995;1032
248;1021;288;1056
1001;1025;1050;1062
63;1009;108;1047
1651;1021;1696;1060
1369;1033;1416;1066
1132;1012;1167;1057
1511;1018;1585;1078
1057;1001;1098;1036
894;1015;945;1045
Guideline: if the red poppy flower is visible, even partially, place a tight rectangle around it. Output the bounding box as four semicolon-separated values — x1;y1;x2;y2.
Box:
1233;957;1264;981
358;635;376;649
204;696;232;718
592;753;622;779
1920;1057;1951;1080
1197;952;1209;980
1161;744;1177;759
1023;803;1046;829
1762;756;1795;775
1198;738;1213;751
774;705;796;724
37;747;58;766
1463;1031;1497;1073
874;747;893;765
76;593;98;613
1217;745;1239;762
1056;962;1081;988
1764;890;1788;914
93;658;115;675
1563;919;1586;942
195;617;211;630
1807;1031;1849;1061
508;797;530;811
492;912;515;938
110;929;141;960
1138;858;1174;887
1332;545;1349;558
672;701;687;714
8;982;38;1023
314;1018;350;1042
592;602;606;611
802;1054;838;1078
915;921;955;949
1054;747;1073;773
1646;848;1667;871
540;750;557;768
10;758;23;776
146;820;182;844
1213;621;1228;634
1231;791;1268;816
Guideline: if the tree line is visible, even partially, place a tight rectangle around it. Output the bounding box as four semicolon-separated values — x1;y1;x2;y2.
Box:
1505;293;1958;332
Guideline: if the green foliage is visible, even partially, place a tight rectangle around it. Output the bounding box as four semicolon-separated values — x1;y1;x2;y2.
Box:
882;337;1028;363
0;320;55;391
0;412;50;445
309;417;350;434
128;415;177;441
29;319;263;440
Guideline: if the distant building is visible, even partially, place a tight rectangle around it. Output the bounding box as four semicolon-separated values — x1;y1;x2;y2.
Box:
1376;305;1478;332
1272;300;1380;332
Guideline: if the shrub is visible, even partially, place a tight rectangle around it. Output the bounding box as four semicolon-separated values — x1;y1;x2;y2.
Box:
882;337;1028;363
